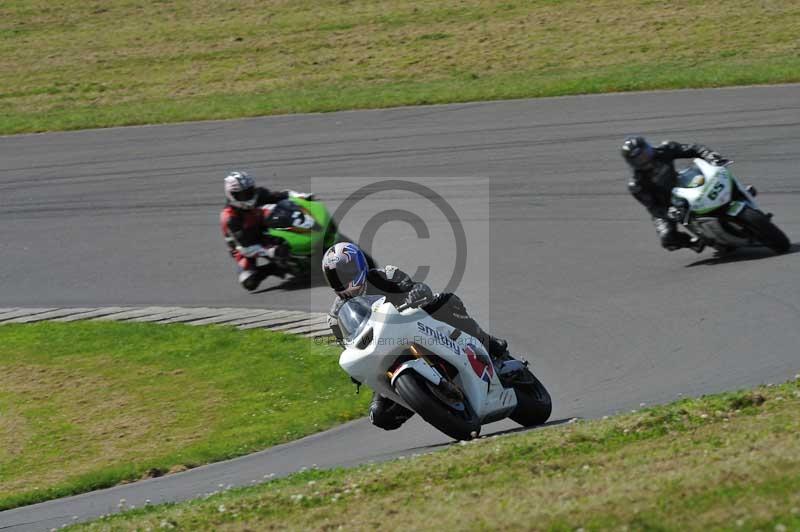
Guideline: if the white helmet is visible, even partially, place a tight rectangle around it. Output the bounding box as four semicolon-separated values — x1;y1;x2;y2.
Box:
224;171;257;209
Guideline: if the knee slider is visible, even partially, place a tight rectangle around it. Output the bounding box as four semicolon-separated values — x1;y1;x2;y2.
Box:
369;406;404;430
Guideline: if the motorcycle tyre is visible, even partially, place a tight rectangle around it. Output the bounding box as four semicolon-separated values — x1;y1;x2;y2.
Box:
394;372;480;441
736;206;791;253
508;368;552;427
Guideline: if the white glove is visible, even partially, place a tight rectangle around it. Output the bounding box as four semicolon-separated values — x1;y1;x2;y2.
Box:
288;190;315;201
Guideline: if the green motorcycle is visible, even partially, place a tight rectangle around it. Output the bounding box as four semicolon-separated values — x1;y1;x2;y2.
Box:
264;197;375;280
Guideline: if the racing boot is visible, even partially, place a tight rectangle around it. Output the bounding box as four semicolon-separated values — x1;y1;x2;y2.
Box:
486;336;511;362
662;228;704;254
688;237;705;254
478;333;519;384
469;320;511;362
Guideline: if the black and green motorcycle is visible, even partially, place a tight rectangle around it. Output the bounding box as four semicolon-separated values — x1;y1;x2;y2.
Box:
264;197;375;281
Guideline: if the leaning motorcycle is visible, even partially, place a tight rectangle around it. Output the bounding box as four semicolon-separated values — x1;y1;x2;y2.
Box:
338;295;552;440
670;159;790;253
262;197;375;280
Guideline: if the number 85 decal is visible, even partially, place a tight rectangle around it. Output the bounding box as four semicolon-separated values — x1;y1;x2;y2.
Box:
707;182;725;200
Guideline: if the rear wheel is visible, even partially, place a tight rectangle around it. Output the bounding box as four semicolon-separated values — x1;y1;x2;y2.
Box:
394;372;479;440
736;206;790;253
508;368;552;427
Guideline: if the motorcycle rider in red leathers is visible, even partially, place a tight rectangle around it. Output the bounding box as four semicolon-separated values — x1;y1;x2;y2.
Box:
220;171;313;291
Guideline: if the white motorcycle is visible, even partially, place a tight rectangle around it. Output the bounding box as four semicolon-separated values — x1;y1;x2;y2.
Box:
670;158;790;253
338;295;551;441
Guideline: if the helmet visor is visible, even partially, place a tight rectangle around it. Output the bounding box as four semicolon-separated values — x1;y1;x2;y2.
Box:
323;258;367;297
324;259;356;292
231;188;256;202
324;267;344;292
627;145;654;169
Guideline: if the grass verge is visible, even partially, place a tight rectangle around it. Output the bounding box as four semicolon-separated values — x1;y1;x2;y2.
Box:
2;0;799;134
75;377;800;531
0;321;368;511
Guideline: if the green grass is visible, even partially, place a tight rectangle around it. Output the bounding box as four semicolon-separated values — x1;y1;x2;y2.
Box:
74;377;800;531
1;0;799;134
0;322;368;511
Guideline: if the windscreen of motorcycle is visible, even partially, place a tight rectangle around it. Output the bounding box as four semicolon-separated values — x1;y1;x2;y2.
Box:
676;166;706;188
339;295;384;341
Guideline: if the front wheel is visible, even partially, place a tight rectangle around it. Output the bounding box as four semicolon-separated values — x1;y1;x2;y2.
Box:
508;369;552;427
735;206;791;253
394;372;480;441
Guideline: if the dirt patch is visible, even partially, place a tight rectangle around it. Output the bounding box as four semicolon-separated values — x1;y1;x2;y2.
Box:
0;394;31;466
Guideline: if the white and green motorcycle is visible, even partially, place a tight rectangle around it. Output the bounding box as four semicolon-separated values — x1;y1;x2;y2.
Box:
670;159;790;254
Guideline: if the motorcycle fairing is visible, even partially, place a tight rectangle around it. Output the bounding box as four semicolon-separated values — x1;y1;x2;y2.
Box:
726;200;746;217
267;197;334;256
339;300;518;422
689;217;751;248
672;159;733;215
672;159;765;249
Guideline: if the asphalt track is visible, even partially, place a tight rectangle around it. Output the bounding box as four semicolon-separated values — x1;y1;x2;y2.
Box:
2;84;800;530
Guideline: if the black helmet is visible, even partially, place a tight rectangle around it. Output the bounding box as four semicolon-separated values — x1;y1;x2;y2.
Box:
621;136;655;170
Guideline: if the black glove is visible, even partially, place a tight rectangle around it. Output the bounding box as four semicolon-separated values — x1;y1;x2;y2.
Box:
405;283;433;308
668;198;689;223
667;205;684;223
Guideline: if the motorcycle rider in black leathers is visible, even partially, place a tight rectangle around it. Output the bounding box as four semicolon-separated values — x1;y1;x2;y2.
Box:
621;136;730;252
322;242;509;431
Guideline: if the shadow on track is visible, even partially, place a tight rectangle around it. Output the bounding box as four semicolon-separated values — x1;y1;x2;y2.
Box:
251;271;329;294
685;243;800;267
481;417;577;437
399;418;576;453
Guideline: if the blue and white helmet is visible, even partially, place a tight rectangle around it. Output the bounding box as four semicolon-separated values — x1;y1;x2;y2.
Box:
322;243;369;299
224;171;257;209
